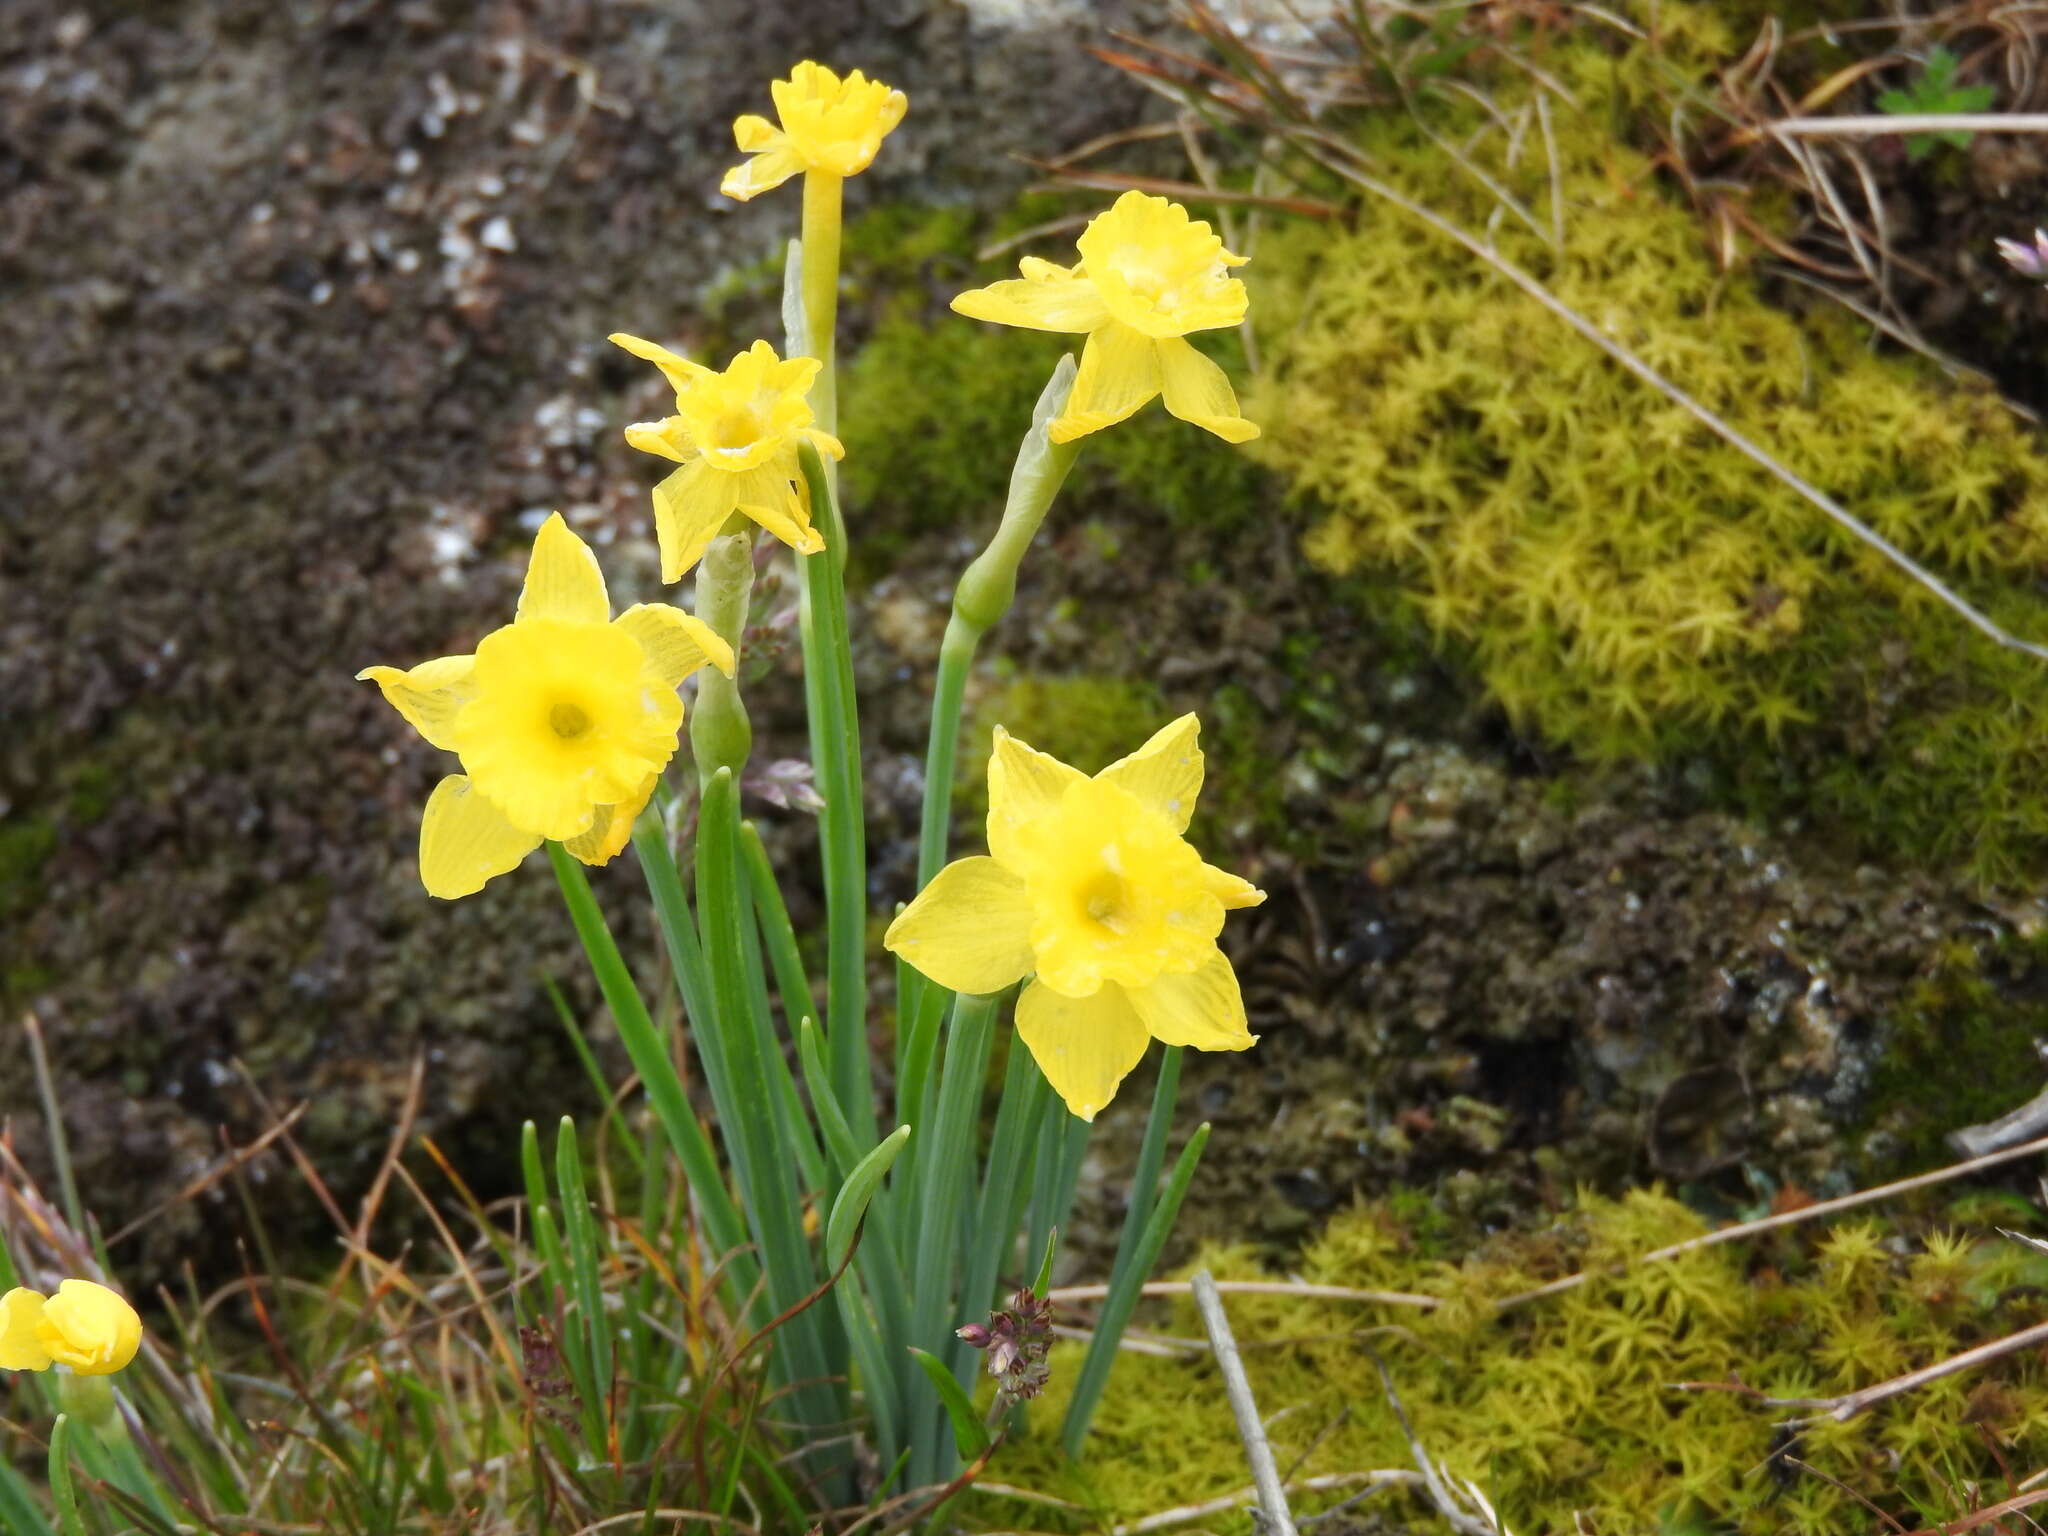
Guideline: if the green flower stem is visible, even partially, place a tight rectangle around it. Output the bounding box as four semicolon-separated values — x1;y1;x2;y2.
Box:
800;170;842;442
691;529;755;783
796;441;876;1148
1062;1113;1211;1458
733;853;828;1202
548;843;757;1304
906;989;999;1488
695;769;849;1467
904;360;1079;1035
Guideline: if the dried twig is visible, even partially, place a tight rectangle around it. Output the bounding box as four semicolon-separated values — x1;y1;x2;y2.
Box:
1192;1270;1298;1536
1368;1352;1503;1536
1766;112;2048;136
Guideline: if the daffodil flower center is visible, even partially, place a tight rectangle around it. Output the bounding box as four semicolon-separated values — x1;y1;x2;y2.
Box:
1079;865;1133;935
548;700;592;739
1108;247;1182;313
711;407;764;455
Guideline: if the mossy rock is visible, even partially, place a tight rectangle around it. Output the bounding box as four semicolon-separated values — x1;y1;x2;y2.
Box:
997;1189;2048;1534
1246;4;2048;882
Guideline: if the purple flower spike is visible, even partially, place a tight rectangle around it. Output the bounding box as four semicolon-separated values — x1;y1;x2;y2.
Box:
1996;229;2048;280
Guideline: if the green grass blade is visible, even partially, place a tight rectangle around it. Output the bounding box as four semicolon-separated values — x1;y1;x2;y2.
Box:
1061;1121;1211;1456
554;1117;615;1455
952;1042;1051;1383
908;1348;990;1462
0;1460;52;1536
741;820;820;1034
826;1125;912;1271
47;1416;84;1536
905;990;998;1487
547;843;758;1308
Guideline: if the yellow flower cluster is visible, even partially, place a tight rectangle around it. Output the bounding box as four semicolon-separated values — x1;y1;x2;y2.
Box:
0;1280;140;1377
886;717;1265;1119
720;61;907;200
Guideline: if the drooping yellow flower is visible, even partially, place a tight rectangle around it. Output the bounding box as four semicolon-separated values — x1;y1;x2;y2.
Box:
720;61;907;200
951;191;1259;446
358;514;734;898
885;716;1265;1120
0;1280;141;1377
609;336;846;582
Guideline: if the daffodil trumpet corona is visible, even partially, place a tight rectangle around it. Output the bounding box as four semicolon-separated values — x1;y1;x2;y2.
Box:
887;715;1265;1121
358;513;735;898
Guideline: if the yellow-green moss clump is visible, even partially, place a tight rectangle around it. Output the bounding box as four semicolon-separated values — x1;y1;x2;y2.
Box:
996;1191;2048;1534
1247;7;2048;880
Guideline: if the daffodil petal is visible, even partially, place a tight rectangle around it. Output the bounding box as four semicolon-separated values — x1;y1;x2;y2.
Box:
987;726;1087;868
951;262;1109;334
615;603;736;685
651;462;740;583
1015;979;1151;1122
733;113;783;153
609;333;714;397
1157;335;1259;443
1201;862;1266;910
1048;323;1161;444
41;1279;141;1376
805;427;846;461
0;1289;51;1372
1097;712;1203;832
740;493;826;557
419;775;543;899
624;416;692;464
1126;950;1256;1051
517;513;610;625
564;772;659;867
883;856;1035;994
720;148;805;202
356;653;476;752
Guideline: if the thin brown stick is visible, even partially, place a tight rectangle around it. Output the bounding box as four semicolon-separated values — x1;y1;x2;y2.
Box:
1767;112;2048;136
103;1104;310;1248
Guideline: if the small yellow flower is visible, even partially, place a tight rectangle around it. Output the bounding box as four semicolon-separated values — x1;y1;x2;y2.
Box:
721;61;907;200
885;716;1265;1120
0;1280;141;1377
358;514;735;898
609;336;846;582
951;191;1259;446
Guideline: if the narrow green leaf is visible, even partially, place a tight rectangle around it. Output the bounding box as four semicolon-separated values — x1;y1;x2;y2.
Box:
826;1125;912;1270
908;1347;990;1461
555;1117;614;1434
48;1416;84;1536
1062;1122;1212;1456
1031;1226;1059;1300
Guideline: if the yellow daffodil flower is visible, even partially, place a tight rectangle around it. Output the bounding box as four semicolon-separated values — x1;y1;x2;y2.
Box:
951;191;1259;446
0;1280;140;1377
609;335;846;582
358;514;735;898
720;61;907;200
885;715;1265;1120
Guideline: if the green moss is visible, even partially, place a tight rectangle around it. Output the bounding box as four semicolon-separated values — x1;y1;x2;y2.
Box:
995;1189;2048;1534
0;817;55;922
1247;6;2048;881
1862;933;2048;1164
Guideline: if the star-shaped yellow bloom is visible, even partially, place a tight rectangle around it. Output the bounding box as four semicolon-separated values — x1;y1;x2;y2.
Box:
358;514;735;898
885;715;1265;1121
609;335;846;582
720;61;907;200
0;1279;141;1377
951;191;1259;446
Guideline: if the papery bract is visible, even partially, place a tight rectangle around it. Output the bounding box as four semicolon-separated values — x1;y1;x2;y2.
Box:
885;715;1264;1119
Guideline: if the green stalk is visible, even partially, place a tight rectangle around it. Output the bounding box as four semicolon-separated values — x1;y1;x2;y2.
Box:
800;171;842;441
1026;1111;1091;1299
741;820;820;1034
1061;1119;1212;1456
547;845;754;1297
906;991;999;1487
695;770;848;1458
796;442;876;1147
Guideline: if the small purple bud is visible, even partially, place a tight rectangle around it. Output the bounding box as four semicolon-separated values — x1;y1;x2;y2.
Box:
1996;229;2048;281
956;1323;991;1348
